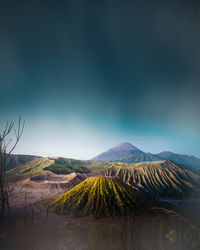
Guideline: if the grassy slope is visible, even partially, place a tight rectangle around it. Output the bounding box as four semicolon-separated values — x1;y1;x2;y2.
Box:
8;157;91;181
44;157;90;174
47;177;161;218
6;154;41;170
8;158;54;181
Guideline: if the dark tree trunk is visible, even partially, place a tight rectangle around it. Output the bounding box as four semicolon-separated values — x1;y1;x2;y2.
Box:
0;196;5;219
6;198;11;218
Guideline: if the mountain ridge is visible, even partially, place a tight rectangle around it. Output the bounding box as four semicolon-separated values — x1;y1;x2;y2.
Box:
91;142;200;169
100;160;200;198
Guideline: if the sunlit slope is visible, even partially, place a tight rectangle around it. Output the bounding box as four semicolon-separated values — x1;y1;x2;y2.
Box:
47;177;160;218
8;157;90;181
100;161;200;198
6;154;41;170
8;158;54;181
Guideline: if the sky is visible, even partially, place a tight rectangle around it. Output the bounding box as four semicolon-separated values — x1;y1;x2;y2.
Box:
0;0;200;159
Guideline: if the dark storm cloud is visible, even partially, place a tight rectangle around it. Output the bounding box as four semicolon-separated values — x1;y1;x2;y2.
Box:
0;0;199;156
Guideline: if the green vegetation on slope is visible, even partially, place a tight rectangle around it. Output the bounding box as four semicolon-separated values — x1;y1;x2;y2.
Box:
47;177;162;218
8;158;54;181
8;157;90;181
44;157;89;174
5;154;41;170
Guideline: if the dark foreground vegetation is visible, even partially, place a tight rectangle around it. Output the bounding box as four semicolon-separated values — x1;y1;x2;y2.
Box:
0;208;200;250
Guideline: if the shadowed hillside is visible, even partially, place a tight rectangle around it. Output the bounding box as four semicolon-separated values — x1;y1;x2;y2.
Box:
157;151;200;170
100;161;200;198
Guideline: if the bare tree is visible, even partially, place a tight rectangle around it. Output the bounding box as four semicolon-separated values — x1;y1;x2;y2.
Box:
0;116;25;219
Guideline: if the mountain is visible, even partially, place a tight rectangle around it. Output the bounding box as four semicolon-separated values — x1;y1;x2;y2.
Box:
91;142;147;161
157;151;200;169
45;176;173;218
9;155;200;198
101;160;200;198
109;142;144;152
91;142;200;169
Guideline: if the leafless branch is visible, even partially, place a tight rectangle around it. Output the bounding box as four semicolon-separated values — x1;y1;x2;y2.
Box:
0;116;25;220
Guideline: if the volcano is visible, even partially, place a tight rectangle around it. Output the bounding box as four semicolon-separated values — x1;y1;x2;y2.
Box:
91;142;160;162
46;177;163;218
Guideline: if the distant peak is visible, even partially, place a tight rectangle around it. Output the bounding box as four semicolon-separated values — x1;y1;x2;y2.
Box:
115;142;134;148
111;142;144;152
91;142;144;161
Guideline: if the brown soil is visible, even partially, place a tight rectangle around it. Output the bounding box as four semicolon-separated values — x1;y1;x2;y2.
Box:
9;172;87;220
